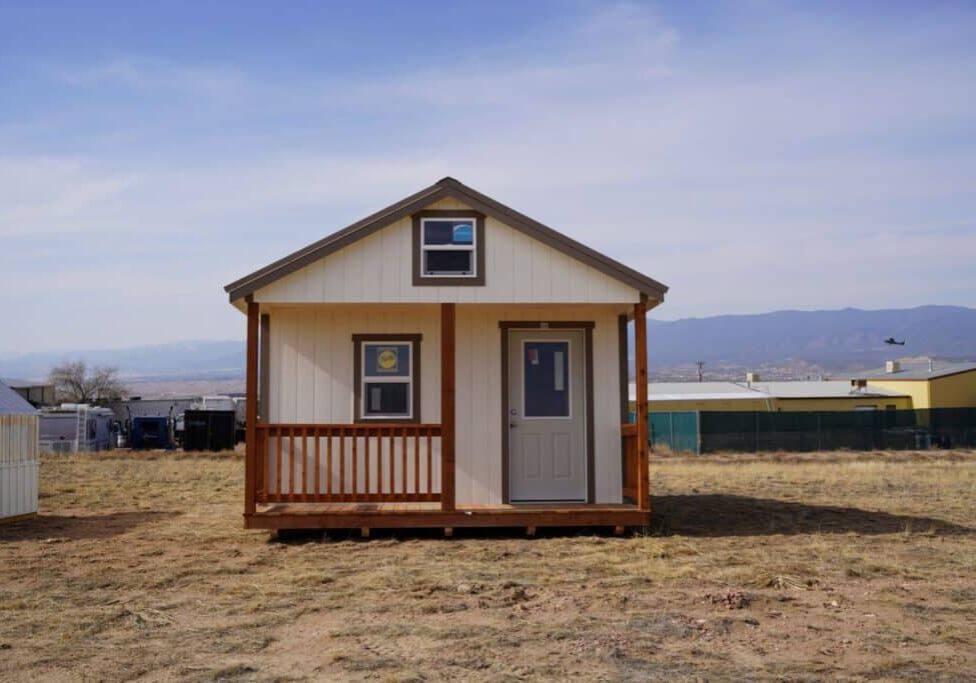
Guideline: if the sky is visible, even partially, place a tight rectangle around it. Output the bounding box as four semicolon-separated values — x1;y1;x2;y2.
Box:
1;0;974;354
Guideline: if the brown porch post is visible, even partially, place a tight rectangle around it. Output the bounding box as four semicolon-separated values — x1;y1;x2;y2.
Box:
440;303;456;511
634;295;650;511
245;298;259;518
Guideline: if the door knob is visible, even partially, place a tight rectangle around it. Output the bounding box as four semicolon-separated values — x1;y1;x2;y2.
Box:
510;422;518;428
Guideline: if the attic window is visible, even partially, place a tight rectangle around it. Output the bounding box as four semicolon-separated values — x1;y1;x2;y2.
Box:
422;219;475;276
412;210;485;286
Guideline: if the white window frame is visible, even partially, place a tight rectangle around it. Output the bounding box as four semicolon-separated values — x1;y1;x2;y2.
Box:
360;341;414;420
419;216;478;279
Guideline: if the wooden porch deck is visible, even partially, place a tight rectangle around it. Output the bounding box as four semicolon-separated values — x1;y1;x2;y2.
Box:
246;502;650;531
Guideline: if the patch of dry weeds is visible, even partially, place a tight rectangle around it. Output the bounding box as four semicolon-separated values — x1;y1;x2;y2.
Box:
0;449;974;680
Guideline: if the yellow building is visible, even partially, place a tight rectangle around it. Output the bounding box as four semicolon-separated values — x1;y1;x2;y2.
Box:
848;360;976;410
633;360;976;414
634;379;912;413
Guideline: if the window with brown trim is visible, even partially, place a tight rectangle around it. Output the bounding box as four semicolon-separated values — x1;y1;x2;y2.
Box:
352;334;422;423
412;210;486;286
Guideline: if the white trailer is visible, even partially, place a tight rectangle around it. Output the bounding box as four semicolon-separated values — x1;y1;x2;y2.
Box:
39;405;115;453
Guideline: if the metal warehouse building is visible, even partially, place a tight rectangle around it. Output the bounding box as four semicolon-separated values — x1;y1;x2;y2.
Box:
629;360;976;454
634;379;912;413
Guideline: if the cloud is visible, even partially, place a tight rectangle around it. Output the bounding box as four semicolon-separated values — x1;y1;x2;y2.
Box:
1;2;974;352
50;58;249;98
0;157;139;237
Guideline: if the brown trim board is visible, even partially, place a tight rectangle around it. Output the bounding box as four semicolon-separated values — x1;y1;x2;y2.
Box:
352;333;423;424
412;209;486;286
245;301;259;517
584;325;595;505
440;303;456;512
225;177;667;302
498;321;596;504
617;313;629;425
259;313;270;422
500;329;510;504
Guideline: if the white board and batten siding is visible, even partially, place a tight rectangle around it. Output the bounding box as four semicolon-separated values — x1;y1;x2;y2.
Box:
0;415;40;521
264;306;443;499
253;198;642;306
266;304;627;505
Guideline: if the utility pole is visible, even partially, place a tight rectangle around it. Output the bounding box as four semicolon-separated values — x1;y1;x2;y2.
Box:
696;360;705;382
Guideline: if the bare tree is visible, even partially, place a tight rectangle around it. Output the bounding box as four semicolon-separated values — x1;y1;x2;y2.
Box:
48;361;128;403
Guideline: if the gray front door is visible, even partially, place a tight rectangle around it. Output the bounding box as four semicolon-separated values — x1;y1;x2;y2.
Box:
507;328;587;502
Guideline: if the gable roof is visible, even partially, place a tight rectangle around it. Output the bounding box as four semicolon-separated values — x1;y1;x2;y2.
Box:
224;177;668;303
0;380;38;415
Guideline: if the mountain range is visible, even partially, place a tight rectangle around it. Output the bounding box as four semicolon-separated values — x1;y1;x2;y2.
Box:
0;340;244;383
1;305;974;382
645;305;976;371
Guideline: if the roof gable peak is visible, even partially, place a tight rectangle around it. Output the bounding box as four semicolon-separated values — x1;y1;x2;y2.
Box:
225;178;667;303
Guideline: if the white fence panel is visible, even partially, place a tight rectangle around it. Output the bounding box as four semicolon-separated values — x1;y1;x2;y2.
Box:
0;415;40;521
1;461;39;519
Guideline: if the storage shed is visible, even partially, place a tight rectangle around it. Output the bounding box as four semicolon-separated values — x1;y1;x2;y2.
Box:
0;380;39;524
225;177;667;533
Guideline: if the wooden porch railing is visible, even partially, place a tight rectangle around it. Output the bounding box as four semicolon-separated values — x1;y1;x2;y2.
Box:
255;423;442;504
621;423;639;504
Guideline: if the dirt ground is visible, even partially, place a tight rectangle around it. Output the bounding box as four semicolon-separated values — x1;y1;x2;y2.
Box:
1;450;975;682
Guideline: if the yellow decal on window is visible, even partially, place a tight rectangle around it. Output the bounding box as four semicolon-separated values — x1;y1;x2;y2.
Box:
377;348;398;372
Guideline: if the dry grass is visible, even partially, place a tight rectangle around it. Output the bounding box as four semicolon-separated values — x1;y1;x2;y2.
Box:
1;450;975;681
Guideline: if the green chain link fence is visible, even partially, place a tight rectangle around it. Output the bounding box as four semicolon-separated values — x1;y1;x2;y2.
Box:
642;408;976;454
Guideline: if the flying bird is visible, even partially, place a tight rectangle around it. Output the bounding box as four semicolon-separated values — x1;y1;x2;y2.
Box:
884;337;906;346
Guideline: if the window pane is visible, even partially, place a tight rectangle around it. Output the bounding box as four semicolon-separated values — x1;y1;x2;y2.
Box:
364;343;410;377
425;250;473;275
365;382;410;416
524;342;570;417
423;220;474;245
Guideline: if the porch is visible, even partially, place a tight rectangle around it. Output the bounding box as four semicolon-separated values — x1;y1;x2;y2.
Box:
242;301;652;532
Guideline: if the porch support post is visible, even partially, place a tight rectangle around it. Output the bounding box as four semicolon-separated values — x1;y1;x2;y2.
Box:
245;297;259;518
440;303;456;511
634;295;650;512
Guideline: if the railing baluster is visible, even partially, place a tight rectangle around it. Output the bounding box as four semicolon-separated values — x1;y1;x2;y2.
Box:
326;429;333;497
388;427;395;495
339;426;346;500
376;427;383;494
414;429;420;495
364;427;371;495
314;429;321;498
289;429;297;503
275;427;283;499
255;426;264;502
301;428;308;502
426;427;433;495
401;427;407;496
352;427;359;497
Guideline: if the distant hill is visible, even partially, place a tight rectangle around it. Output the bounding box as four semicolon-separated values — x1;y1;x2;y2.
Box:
3;306;974;383
647;305;976;371
0;340;244;382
